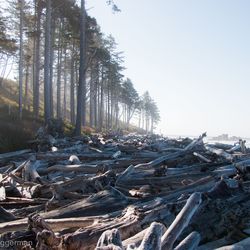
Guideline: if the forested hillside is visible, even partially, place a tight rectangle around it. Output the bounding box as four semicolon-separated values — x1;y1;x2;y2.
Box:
0;0;160;136
1;2;250;250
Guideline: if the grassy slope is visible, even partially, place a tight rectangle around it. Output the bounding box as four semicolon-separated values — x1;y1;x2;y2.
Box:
0;79;42;153
0;78;146;152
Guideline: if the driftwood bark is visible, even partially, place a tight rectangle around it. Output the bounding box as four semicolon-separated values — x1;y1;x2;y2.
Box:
28;213;61;249
161;192;202;250
122;228;148;248
95;229;123;250
0;149;32;161
138;222;163;250
215;237;250;250
174;231;201;250
0;133;249;250
205;145;234;162
0;174;6;201
0;206;17;222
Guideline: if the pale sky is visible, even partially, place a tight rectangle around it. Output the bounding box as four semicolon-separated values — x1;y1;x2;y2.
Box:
86;0;250;137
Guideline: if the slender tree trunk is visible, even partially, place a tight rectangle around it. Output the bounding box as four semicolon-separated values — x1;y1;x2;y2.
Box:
97;70;100;128
93;62;99;128
63;46;67;120
98;67;104;131
146;114;149;133
75;0;86;135
70;42;75;124
89;63;94;127
33;0;41;119
127;106;130;129
107;84;110;129
50;16;55;118
138;109;141;128
19;0;24;119
110;88;113;128
105;94;108;129
142;110;145;130
24;62;29;109
56;20;62;119
115;95;119;129
151;117;154;134
44;0;52;123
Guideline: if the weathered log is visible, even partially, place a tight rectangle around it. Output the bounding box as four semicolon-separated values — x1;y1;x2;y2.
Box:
28;213;61;249
234;159;250;174
61;197;173;250
161;192;202;250
193;152;211;163
227;144;241;153
133;133;206;170
184;133;206;151
112;151;122;159
116;172;210;188
68;154;81;164
116;165;135;185
187;191;250;244
205;145;234;162
0;205;17;222
0;197;47;209
1;132;250;250
95;229;123;250
0;149;32;160
122;228;148;248
213;164;237;177
215;237;250;250
22;159;45;184
174;231;201;250
43;187;129;219
205;178;239;199
62;206;141;250
36;152;114;161
36;230;61;250
0;216;99;234
7;161;25;174
0;160;29;185
138;222;163;250
197;237;234;250
28;213;52;233
0;174;6;201
37;163;99;175
32;170;116;199
239;139;247;154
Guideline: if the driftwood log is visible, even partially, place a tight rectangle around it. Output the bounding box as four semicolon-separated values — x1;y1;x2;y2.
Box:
0;132;250;250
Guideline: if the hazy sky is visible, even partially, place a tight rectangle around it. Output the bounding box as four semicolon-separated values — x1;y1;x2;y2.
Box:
86;0;250;137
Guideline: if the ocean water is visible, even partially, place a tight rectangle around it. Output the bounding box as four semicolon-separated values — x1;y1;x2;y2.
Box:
205;138;250;148
166;134;250;148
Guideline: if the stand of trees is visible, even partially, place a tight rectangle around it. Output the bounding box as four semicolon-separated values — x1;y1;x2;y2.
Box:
0;0;160;134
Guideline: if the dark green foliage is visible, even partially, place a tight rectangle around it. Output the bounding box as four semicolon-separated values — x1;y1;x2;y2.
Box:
0;0;160;138
106;0;121;12
0;10;17;55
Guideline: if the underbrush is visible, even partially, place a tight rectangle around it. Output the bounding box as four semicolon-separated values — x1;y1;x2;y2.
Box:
0;106;42;153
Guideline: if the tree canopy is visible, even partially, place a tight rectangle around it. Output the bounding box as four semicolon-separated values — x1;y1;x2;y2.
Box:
0;0;160;134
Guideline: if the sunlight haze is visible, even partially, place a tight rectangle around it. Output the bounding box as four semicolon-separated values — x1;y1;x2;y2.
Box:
87;0;250;137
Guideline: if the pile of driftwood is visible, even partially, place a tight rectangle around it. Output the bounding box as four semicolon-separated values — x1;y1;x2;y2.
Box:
0;131;250;250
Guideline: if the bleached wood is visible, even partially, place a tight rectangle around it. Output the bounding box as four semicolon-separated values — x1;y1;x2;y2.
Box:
95;228;123;250
205;145;234;162
0;149;32;160
161;192;202;250
215;237;250;250
174;231;201;250
138;222;163;250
